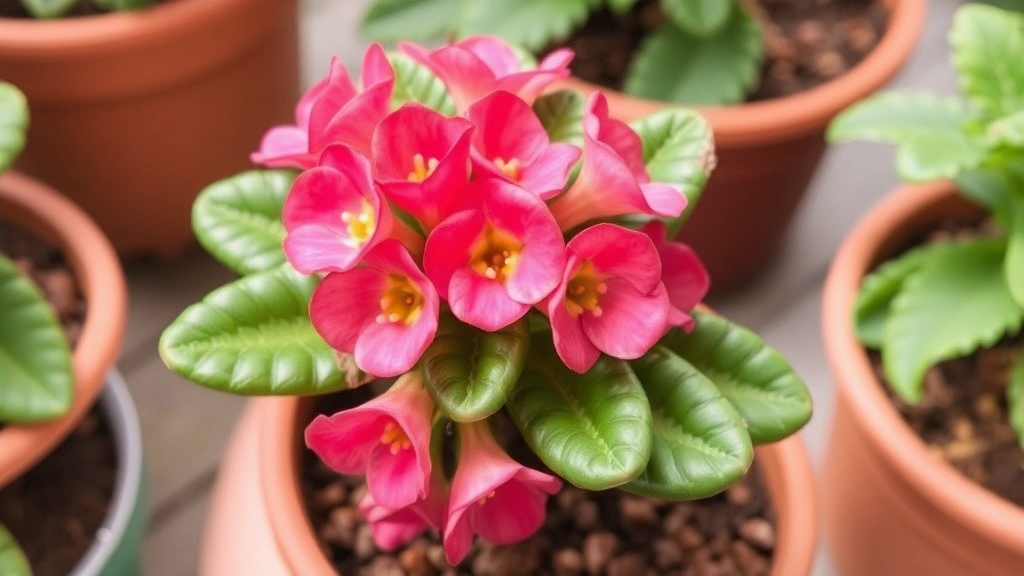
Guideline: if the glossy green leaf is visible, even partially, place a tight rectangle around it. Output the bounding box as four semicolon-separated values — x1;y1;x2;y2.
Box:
506;339;652;490
661;311;812;443
360;0;468;43
661;0;733;36
632;107;715;233
534;90;586;147
0;82;27;174
951;4;1024;120
625;10;762;106
1008;353;1024;449
1007;193;1024;308
0;256;73;423
159;266;344;395
0;525;31;576
21;0;76;18
624;346;752;500
388;52;456;116
956;167;1013;222
883;239;1024;402
460;0;595;52
987;110;1024;148
421;315;529;422
607;0;639;13
854;244;948;348
92;0;154;10
192;170;292;276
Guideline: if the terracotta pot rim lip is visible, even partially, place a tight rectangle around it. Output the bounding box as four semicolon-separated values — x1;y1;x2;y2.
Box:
822;180;1024;550
0;170;126;489
760;433;818;576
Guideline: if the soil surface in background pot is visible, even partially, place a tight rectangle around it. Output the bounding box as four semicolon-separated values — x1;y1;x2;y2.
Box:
563;0;888;102
0;0;165;17
0;221;114;576
868;217;1024;508
302;390;777;575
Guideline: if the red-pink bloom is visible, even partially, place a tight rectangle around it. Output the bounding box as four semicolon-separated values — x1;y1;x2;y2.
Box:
443;421;562;565
424;178;565;332
357;464;450;551
548;93;685;231
641;221;709;331
467;91;580;200
546;223;670;373
252;44;394;167
309;240;440;377
399;36;573;112
283;145;394;274
373;104;474;230
306;372;434;510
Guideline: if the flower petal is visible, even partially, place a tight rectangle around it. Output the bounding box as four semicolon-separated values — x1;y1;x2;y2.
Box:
582;278;669;359
448;268;529;332
310;268;386;353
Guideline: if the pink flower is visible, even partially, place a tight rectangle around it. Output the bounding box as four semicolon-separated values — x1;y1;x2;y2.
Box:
373;104;474;230
466;91;580;200
546;223;670;373
282;145;393;274
358;465;450;551
444;421;562;565
424;178;565;332
548;93;685;231
309;240;440;377
306;372;434;510
641;221;709;331
399;36;573;112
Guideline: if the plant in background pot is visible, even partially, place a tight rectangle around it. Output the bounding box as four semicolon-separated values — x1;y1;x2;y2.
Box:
821;4;1024;575
0;0;300;259
356;0;926;294
159;35;817;574
10;0;152;19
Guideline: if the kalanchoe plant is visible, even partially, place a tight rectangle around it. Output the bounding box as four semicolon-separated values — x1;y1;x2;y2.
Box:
828;3;1024;447
0;82;74;575
159;36;811;565
359;0;763;105
12;0;154;19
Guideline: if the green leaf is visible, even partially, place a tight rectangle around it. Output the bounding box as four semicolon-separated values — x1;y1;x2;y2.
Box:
459;0;595;53
534;90;586;147
883;239;1024;402
661;311;812;443
632;107;715;233
388;52;456;115
661;0;733;36
506;339;652;490
192;170;293;276
854;244;949;348
92;0;155;10
1007;193;1024;308
624;346;752;500
0;525;31;576
951;4;1024;120
360;0;468;43
0;82;28;174
0;256;73;423
20;0;76;18
159;266;344;396
956;167;1013;221
607;0;639;13
1008;353;1024;450
624;10;762;106
421;315;529;422
987;110;1024;148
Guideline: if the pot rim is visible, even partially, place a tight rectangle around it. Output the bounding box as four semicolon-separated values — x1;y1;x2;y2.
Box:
822;180;1024;554
0;170;127;489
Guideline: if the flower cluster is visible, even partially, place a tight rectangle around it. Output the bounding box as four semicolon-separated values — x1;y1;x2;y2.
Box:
251;37;709;565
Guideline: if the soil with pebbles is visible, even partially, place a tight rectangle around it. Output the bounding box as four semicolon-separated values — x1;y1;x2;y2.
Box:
303;392;778;576
561;0;888;103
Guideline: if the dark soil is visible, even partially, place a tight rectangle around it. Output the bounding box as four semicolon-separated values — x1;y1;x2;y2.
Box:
302;390;777;575
563;0;889;103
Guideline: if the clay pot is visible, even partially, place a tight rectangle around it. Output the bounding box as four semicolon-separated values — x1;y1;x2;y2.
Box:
198;395;818;575
821;181;1024;575
563;0;926;294
0;0;300;259
0;170;127;489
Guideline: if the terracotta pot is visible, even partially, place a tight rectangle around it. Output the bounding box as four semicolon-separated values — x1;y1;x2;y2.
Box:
821;181;1024;575
0;0;300;259
197;395;818;575
0;170;127;489
562;0;926;294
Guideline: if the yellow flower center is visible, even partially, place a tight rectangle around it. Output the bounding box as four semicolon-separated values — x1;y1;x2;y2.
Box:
376;274;424;325
469;225;523;283
493;157;521;181
340;199;377;248
476;490;497;507
565;261;607;317
380;421;412;455
407;153;440;183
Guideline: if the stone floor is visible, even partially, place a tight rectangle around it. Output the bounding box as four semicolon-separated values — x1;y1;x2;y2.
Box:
126;0;965;574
